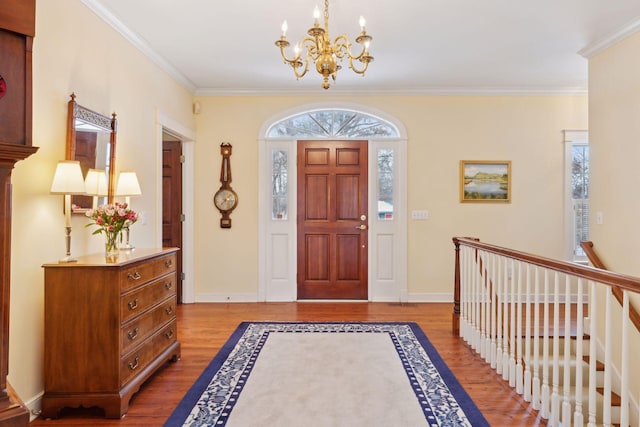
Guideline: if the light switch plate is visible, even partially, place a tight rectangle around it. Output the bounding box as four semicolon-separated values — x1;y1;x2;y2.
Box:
411;210;429;220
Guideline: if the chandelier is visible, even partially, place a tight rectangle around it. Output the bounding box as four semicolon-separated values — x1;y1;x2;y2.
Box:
275;0;374;90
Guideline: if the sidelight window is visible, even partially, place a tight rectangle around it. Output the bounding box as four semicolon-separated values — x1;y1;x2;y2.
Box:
272;150;288;220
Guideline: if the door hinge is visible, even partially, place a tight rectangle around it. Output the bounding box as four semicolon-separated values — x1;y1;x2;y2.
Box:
180;214;186;222
179;155;186;163
181;272;186;281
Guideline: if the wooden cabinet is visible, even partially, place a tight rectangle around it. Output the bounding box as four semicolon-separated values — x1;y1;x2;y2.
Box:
41;248;181;419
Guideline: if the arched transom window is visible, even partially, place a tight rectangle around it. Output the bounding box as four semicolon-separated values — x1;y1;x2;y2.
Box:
267;109;399;139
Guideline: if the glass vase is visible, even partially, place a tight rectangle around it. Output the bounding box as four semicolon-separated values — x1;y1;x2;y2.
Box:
104;231;120;263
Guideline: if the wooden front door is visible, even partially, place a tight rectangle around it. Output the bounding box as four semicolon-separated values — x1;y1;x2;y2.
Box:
162;138;183;303
297;140;368;299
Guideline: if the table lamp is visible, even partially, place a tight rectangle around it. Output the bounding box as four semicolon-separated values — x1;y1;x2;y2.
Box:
50;160;86;262
115;171;142;249
84;169;108;209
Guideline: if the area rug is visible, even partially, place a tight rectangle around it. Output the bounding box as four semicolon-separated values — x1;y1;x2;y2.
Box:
165;322;488;427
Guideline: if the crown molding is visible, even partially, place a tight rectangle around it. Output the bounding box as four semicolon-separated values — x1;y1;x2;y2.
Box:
81;0;196;93
194;86;588;97
579;16;640;58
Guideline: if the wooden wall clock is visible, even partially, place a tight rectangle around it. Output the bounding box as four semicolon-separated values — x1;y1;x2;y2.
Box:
213;143;238;228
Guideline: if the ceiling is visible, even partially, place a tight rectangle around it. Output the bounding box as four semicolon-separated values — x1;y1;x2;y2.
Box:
84;0;640;95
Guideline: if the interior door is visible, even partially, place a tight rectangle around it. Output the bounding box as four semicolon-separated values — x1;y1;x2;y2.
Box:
297;140;368;299
162;137;183;303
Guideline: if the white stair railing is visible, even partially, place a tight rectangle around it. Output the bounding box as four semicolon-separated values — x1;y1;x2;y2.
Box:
453;237;640;427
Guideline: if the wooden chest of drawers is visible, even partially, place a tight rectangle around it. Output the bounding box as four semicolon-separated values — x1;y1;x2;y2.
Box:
41;248;181;419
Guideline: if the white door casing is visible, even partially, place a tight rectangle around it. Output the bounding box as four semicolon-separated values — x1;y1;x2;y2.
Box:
258;103;407;302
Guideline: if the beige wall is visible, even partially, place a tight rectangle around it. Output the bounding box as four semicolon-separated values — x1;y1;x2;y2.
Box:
9;0;194;409
589;31;640;276
194;95;587;299
588;30;640;406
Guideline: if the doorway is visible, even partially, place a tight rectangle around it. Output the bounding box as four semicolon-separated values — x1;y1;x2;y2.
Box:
162;133;183;303
297;140;368;299
259;105;408;302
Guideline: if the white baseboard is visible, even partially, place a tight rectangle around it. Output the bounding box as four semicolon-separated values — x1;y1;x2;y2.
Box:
407;293;454;303
196;293;259;303
197;292;456;303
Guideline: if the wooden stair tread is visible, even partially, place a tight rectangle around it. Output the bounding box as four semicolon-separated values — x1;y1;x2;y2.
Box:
582;355;604;371
596;387;622;406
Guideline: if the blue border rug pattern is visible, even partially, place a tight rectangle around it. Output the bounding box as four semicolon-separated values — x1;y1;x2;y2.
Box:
165;322;489;427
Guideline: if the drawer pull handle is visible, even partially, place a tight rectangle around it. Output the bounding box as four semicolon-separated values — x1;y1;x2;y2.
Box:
165;305;174;315
127;271;142;281
164;329;174;339
127;298;139;310
128;356;140;371
165;281;173;290
127;327;139;341
165;259;173;268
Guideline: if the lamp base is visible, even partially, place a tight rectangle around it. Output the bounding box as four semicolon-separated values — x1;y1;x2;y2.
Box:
121;243;135;251
58;255;77;263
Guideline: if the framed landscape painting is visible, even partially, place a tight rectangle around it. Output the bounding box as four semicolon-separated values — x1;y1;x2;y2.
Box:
460;160;511;203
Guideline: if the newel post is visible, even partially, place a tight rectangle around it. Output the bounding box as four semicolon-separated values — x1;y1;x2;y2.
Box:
452;237;461;336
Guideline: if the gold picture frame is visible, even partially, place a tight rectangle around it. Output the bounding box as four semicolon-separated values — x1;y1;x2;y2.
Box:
460;160;511;203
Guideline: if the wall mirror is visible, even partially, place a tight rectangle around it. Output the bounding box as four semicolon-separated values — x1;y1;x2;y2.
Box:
66;93;117;213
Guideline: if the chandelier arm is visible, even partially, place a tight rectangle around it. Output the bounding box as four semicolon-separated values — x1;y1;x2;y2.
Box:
291;57;310;79
348;56;371;75
332;35;351;60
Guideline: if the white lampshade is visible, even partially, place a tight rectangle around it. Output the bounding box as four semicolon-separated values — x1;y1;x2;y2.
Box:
50;160;86;195
115;171;142;196
84;169;108;196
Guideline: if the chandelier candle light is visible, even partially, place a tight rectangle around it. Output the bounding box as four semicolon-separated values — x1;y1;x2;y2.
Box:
275;0;374;89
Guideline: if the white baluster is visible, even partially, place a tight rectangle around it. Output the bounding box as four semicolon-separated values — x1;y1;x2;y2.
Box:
469;250;478;349
551;272;560;426
603;286;612;427
621;290;629;427
490;253;497;370
496;256;503;375
541;270;550;419
509;259;517;387
524;263;532;402
562;274;572;426
587;281;597;427
473;251;482;353
532;267;541;411
479;251;487;359
461;247;469;341
573;278;584;427
484;254;493;364
515;260;524;395
469;250;478;350
502;256;510;381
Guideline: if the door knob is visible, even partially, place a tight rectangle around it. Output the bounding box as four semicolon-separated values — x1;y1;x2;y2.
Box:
355;224;368;230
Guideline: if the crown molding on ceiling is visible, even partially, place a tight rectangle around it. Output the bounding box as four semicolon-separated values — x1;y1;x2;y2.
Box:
579;16;640;58
81;0;588;97
81;0;196;93
194;86;588;97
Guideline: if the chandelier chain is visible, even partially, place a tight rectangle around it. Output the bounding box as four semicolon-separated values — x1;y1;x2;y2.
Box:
324;0;329;31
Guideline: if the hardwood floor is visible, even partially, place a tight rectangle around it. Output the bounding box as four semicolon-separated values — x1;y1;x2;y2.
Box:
31;302;547;426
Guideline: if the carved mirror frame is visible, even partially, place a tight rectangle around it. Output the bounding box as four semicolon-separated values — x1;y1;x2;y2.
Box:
66;93;117;213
